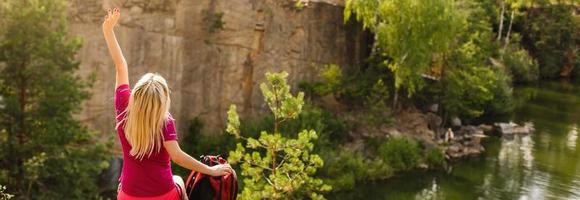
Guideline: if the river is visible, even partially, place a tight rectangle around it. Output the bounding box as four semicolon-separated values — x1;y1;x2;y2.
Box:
342;81;580;200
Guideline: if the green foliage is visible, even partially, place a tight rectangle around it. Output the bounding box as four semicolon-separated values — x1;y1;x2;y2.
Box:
420;0;513;121
345;0;461;96
502;45;540;83
378;137;421;171
318;149;392;191
227;72;330;200
173;117;238;177
184;117;237;157
202;10;225;33
0;185;14;200
365;79;393;124
425;147;445;167
239;105;350;145
0;0;111;198
308;64;344;96
441;67;492;119
294;0;306;10
521;3;579;78
300;64;393;125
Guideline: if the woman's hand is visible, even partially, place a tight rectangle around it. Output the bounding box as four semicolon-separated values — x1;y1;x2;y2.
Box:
102;8;120;33
208;164;234;177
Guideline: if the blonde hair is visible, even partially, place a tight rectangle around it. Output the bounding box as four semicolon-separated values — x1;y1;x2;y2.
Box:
120;73;171;160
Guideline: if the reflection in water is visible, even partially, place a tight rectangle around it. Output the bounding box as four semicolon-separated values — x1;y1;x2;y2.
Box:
481;134;541;200
414;179;441;200
567;124;577;150
345;81;580;200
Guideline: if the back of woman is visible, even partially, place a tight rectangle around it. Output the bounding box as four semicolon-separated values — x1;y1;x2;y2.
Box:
115;82;178;197
102;8;232;200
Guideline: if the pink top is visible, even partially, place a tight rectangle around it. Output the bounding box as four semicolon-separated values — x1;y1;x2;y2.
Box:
115;84;178;197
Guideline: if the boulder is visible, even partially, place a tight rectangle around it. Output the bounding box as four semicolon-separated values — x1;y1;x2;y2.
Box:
428;103;439;113
451;117;462;127
457;125;484;136
494;122;535;135
478;124;494;133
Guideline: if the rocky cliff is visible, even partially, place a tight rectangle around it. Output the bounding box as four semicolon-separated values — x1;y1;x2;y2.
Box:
68;0;367;136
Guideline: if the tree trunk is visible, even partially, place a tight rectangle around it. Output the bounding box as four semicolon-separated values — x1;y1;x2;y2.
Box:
503;10;515;50
497;1;505;42
392;88;399;110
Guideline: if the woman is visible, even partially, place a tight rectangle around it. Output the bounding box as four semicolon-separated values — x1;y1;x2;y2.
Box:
102;8;233;200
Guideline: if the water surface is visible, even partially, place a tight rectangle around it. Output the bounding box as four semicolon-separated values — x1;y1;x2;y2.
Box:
345;81;580;200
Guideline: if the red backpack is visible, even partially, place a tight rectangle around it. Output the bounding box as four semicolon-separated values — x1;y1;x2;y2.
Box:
185;155;238;200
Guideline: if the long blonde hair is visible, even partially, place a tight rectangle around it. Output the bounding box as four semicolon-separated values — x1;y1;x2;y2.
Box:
121;73;171;160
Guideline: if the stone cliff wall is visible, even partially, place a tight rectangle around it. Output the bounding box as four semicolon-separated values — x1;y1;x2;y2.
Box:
69;0;367;136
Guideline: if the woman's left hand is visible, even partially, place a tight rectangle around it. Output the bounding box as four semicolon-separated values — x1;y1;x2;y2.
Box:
208;164;233;177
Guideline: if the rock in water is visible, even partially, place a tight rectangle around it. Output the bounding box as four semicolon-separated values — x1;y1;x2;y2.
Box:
494;122;535;135
478;124;494;134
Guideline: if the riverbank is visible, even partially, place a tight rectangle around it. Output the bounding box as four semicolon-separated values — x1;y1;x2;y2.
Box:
337;80;580;200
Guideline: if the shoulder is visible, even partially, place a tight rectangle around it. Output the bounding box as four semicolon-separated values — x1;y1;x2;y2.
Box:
115;84;131;94
163;114;178;141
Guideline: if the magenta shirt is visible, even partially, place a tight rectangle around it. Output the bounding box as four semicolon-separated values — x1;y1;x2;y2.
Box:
115;84;178;197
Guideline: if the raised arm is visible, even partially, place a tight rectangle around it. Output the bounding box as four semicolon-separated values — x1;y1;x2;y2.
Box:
102;8;129;87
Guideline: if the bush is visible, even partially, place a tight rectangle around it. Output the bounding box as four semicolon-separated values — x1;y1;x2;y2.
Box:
365;79;393;125
300;63;394;125
432;64;513;121
521;4;579;78
318;149;392;191
238;105;350;148
173;117;238;177
304;64;344;97
425;147;445;167
378;137;421;171
502;45;540;83
181;117;237;157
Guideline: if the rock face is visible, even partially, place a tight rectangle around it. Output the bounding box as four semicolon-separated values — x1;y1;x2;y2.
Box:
68;0;367;135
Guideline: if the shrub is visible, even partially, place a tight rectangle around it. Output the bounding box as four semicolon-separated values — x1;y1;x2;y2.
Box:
521;4;579;78
425;147;445;167
365;79;393;125
174;117;238;177
502;45;540;83
378;137;421;171
202;10;225;33
300;63;394;125
318;149;392;191
227;72;331;200
305;64;344;97
181;117;237;157
240;105;350;146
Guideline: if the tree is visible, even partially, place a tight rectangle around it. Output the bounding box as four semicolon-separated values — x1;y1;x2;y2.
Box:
226;72;331;200
0;185;14;200
344;0;461;104
0;0;111;198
